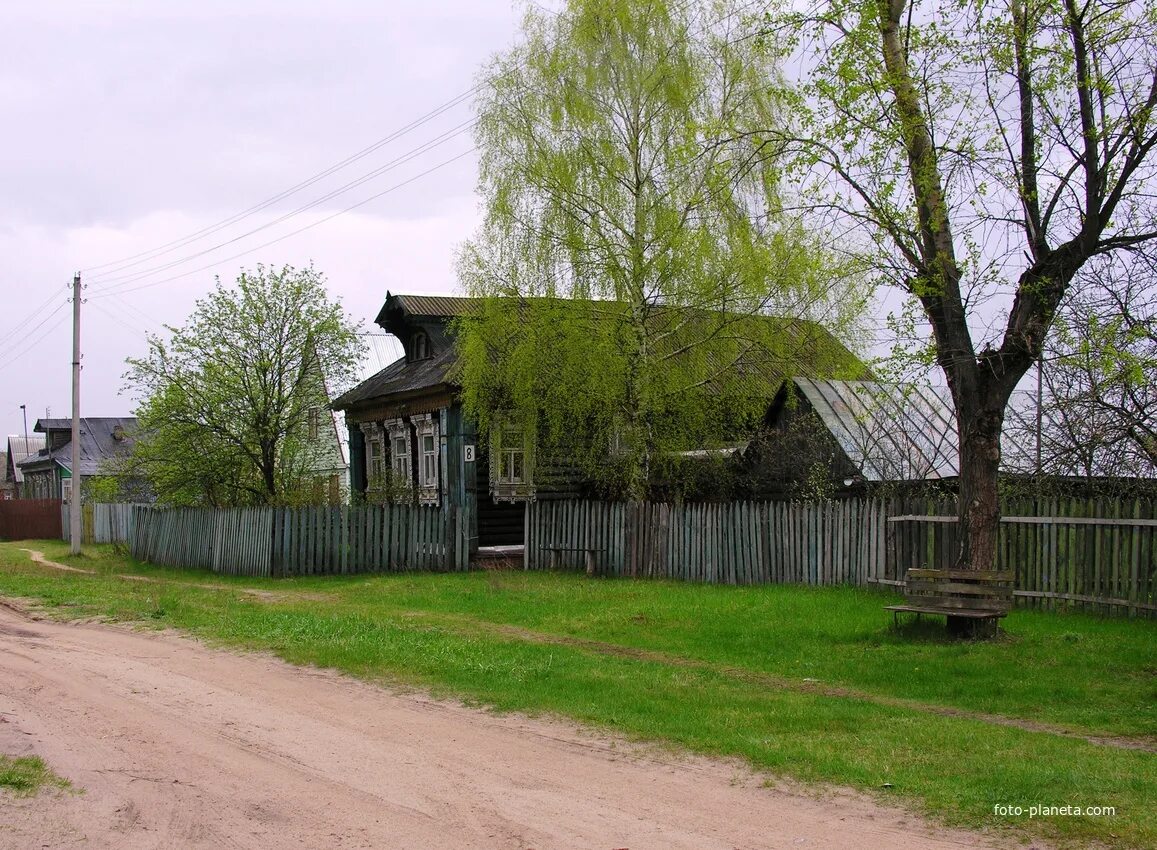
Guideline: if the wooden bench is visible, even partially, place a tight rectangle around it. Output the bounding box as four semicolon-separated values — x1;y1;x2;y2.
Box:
542;545;606;576
885;568;1013;637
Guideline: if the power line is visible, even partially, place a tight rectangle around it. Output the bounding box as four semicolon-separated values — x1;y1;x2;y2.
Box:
0;300;68;362
82;85;481;279
0;290;67;348
88;298;150;338
0;308;70;375
83;0;763;297
91;147;477;299
90;118;477;293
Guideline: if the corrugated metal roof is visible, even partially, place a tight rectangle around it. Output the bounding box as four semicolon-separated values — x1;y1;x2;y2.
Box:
391;295;477;318
793;378;959;481
5;434;46;484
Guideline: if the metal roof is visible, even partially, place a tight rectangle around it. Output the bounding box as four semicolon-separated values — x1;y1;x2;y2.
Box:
21;417;139;476
332;347;456;410
342;293;866;413
389;294;477;318
5;434;46;484
792;377;959;481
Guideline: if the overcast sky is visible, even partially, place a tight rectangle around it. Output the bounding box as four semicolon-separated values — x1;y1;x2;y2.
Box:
1;1;1036;445
0;1;531;438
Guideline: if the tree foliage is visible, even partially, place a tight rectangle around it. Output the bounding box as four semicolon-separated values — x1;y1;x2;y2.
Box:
767;0;1157;570
1004;249;1157;479
123;265;363;506
457;0;866;499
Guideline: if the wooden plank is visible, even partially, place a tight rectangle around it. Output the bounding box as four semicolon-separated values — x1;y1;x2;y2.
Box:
906;568;1013;581
891;513;1157;527
906;579;1013;597
885;605;1006;619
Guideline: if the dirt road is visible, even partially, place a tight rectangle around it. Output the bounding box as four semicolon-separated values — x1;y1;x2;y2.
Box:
0;603;1002;850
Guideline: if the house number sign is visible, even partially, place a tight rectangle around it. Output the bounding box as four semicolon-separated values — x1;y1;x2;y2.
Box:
464;445;476;463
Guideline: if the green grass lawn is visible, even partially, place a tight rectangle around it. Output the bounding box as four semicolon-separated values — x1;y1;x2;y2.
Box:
1;540;1153;848
0;755;71;797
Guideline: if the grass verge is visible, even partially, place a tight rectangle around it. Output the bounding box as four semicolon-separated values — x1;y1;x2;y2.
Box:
0;540;1153;848
0;755;71;797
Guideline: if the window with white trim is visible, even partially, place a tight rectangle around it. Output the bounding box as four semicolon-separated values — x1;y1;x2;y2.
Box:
498;438;525;484
368;437;384;481
421;434;437;487
61;477;73;503
412;414;440;504
392;434;409;479
489;422;534;501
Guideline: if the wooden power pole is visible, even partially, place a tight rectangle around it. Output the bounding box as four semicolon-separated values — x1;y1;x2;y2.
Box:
70;272;82;555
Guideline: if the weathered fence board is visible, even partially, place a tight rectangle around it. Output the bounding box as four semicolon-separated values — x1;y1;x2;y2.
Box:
888;497;1156;616
526;497;1156;617
129;504;466;578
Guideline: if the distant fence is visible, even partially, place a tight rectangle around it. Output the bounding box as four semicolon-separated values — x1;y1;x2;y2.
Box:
527;498;1157;617
61;503;137;545
0;499;63;541
129;504;469;577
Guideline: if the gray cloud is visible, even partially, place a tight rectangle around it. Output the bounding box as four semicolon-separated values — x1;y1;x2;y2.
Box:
0;1;523;433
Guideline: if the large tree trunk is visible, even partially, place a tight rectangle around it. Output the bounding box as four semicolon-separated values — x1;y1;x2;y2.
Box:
955;402;1005;571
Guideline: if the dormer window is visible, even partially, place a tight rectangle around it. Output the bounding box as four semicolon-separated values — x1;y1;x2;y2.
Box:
412;331;430;361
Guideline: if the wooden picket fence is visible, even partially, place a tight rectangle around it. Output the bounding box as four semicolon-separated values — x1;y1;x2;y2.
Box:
130;504;468;577
526;499;888;586
66;495;1157;617
526;497;1157;617
888;496;1157;617
61;502;138;545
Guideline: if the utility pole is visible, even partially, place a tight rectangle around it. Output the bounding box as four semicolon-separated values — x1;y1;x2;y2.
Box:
70;272;82;555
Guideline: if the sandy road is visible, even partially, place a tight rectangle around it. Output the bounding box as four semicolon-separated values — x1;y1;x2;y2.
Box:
0;603;1004;850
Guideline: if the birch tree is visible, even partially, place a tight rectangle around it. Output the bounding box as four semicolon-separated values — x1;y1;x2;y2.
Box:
457;0;865;498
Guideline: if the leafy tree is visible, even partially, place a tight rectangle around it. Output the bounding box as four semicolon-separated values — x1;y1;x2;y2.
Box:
1004;249;1157;480
767;0;1157;571
123;265;363;506
457;0;866;499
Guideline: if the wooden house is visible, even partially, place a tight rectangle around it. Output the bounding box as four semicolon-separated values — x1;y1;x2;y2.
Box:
17;418;140;502
3;434;46;499
333;293;865;553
